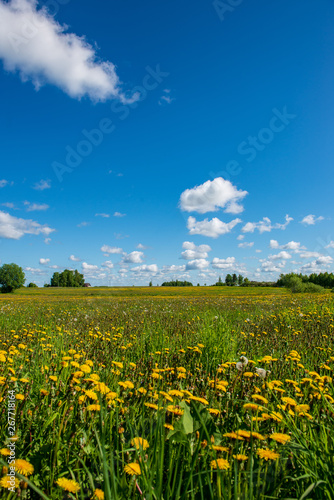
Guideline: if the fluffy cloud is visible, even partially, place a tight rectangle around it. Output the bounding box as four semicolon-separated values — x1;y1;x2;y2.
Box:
301;214;324;225
24;202;49;211
101;260;114;269
161;265;186;273
113;212;126;217
39;258;50;265
187;216;241;238
24;266;46;275
259;260;286;273
301;256;333;273
100;245;123;254
82;262;99;271
0;179;8;188
0;210;54;239
325;241;334;249
33;179;50;190
69;255;81;262
0;0;136;102
211;257;236;269
238;242;254;248
185;259;209;270
121;251;144;264
242;215;293;234
130;264;158;273
137;243;148;249
270;240;305;252
299;251;322;259
179;178;248;214
181;241;211;260
268;251;292;260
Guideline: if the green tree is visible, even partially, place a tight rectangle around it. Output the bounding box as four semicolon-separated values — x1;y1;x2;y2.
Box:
0;263;25;293
232;273;238;286
27;282;38;288
50;269;84;288
238;274;244;286
225;274;233;286
149;281;153;287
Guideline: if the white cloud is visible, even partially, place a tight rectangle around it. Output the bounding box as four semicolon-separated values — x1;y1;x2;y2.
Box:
187;216;241;238
130;264;158;273
33;179;51;190
185;259;209;270
269;239;279;249
242;215;293;234
69;255;81;262
0;210;54;239
100;245;123;254
259;260;286;273
2;202;15;208
44;237;51;244
238;242;254;248
113;212;126;217
299;251;321;259
24;266;46;275
325;241;334;249
0;179;8;188
136;243;148;249
269;251;292;260
24;202;49;211
301;256;333;273
179;177;248;214
237;234;245;241
121;251;143;264
39;258;50;265
95;213;110;218
101;260;114;269
301;214;324;225
161;264;186;273
211;257;236;269
181;241;211;260
0;0;136;102
77;221;90;228
82;262;99;271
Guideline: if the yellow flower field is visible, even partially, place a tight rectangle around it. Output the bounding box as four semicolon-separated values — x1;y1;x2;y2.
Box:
0;287;333;499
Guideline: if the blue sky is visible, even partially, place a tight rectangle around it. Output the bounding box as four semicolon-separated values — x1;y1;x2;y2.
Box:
0;0;333;286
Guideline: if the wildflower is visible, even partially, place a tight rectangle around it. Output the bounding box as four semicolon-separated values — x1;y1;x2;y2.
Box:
145;403;159;410
124;463;141;476
223;432;244;441
167;405;184;416
270;433;291;445
93;489;104;499
210;458;230;470
233;454;248;461
87;404;100;411
0;476;20;488
255;368;270;379
56;477;80;493
85;390;98;400
243;372;254;378
164;423;174;430
80;364;91;374
281;396;297;407
251;394;268;404
131;437;149;450
243;403;261;411
14;459;34;476
208;408;220;415
212;445;229;452
0;448;11;456
49;376;58;382
257;449;280;461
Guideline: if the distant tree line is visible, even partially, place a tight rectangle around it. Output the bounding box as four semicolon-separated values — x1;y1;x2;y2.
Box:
46;269;85;287
277;272;334;289
161;280;193;287
214;274;250;286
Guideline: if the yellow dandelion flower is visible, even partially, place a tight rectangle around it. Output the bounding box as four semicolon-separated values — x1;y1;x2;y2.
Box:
166;405;184;416
251;394;268;404
0;448;11;456
56;477;80;493
80;364;91;374
233;454;248;461
14;459;34;476
87;404;100;411
131;437;149;450
85;390;98;400
243;372;254;378
93;489;104;499
208;408;220;415
15;394;25;401
243;403;261;411
257;449;280;460
223;432;244;441
145;403;159;410
281;397;297;407
270;433;291;445
212;445;229;452
168;390;183;397
0;476;20;488
210;458;230;470
164;423;174;430
124;463;141;476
